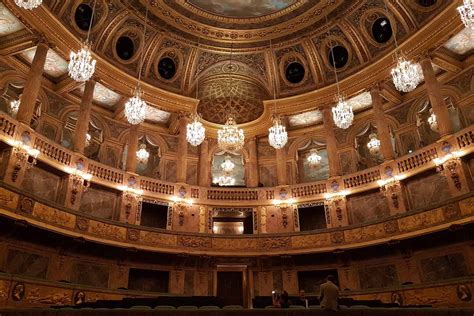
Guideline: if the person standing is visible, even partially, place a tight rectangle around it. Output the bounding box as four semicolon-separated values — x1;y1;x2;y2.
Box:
319;275;339;311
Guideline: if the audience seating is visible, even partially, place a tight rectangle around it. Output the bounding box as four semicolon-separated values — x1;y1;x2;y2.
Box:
223;305;243;309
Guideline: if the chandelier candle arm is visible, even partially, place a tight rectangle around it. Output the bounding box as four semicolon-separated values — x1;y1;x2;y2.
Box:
458;0;474;29
14;0;42;10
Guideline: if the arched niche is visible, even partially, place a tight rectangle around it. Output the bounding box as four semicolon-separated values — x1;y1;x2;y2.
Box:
296;139;329;183
135;135;162;178
211;150;246;187
60;111;104;161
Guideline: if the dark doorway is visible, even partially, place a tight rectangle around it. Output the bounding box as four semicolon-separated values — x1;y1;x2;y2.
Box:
298;204;327;231
140;202;168;229
217;271;243;306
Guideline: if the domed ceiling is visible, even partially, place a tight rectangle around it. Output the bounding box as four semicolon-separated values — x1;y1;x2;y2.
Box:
16;0;455;127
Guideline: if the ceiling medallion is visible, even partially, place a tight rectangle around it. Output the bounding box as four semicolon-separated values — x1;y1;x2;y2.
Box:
125;87;147;125
367;133;381;156
14;0;42;10
136;143;150;165
332;95;354;130
186;114;206;147
458;0;474;29
391;55;423;93
307;148;322;168
218;116;245;153
68;42;97;82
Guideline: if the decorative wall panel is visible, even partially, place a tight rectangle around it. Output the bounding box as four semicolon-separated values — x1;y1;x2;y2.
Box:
79;187;118;220
347;190;390;225
420;253;469;283
70;262;110;288
5;249;49;279
358;264;399;289
406;172;452;210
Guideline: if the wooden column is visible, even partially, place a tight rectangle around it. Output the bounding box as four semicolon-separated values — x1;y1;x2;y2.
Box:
198;139;210;187
276;147;287;185
247;137;259;187
176;115;189;183
322;108;342;177
371;84;395;160
16;41;49;125
72;79;96;153
126;125;138;173
420;56;453;137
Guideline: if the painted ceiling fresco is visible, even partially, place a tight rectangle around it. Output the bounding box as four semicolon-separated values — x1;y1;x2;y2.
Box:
78;82;122;108
145;106;171;124
288;92;372;127
21;48;68;78
0;3;23;36
444;28;474;55
187;0;295;18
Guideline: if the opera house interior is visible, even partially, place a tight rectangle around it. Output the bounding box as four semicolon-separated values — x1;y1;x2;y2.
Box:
0;0;473;314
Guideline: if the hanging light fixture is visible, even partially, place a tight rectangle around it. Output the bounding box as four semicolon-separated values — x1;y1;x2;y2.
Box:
391;56;423;93
9;100;20;116
124;87;147;125
381;0;423;93
427;108;438;132
186;37;206;146
68;1;97;82
136;143;150;165
367;133;381;156
85;133;92;147
332;95;354;130
458;0;474;29
220;155;235;173
14;0;42;10
307;148;322;168
124;2;150;125
326;15;353;130
268;39;288;149
217;44;244;152
212;174;236;187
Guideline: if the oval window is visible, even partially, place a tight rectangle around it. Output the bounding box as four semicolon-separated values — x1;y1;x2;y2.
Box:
74;4;93;31
158;57;177;80
328;46;349;69
372;17;393;44
116;36;135;61
285;62;305;84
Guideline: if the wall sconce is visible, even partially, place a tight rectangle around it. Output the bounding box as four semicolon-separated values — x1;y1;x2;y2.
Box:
377;175;405;209
433;151;463;170
65;167;92;206
433;151;464;191
10;140;40;182
118;185;144;202
170;196;193;226
273;199;296;228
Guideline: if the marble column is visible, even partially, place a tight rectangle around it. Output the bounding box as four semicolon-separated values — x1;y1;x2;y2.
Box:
176;115;189;183
73;79;96;154
126;125;138;173
371;85;395;160
198;139;210;187
276;147;287;185
16;41;49;125
247;137;259;187
420;56;453;137
322;107;342;177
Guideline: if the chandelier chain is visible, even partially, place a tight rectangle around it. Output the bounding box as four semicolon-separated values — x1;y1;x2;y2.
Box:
137;1;149;84
85;0;97;44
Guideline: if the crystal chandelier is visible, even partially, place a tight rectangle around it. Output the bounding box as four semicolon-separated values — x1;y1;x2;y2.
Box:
218;116;245;152
85;133;92;147
213;175;236;187
307;148;322;168
9;100;20;116
68;42;96;82
427;109;438;132
125;88;147;125
136;144;150;165
268;116;288;149
220;155;235;173
332;95;354;129
391;56;423;93
367;133;381;156
186;115;205;146
14;0;42;10
458;0;474;29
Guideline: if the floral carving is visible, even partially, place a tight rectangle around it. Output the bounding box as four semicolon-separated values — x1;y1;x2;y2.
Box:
18;196;34;214
178;236;211;248
383;220;399;234
90;222;125;241
259;237;290;249
442;204;460;220
75;217;90;231
127;229;140;241
330;231;345;244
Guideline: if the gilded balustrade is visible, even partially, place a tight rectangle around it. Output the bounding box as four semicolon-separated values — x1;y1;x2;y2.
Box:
0;112;471;207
